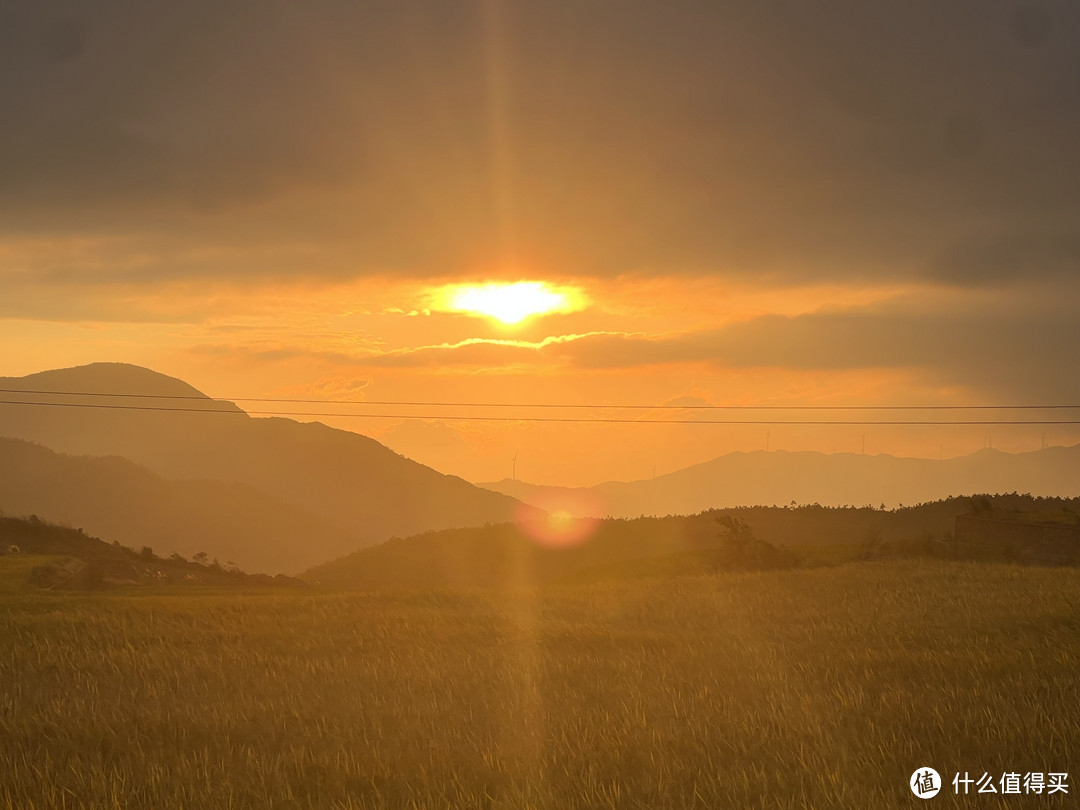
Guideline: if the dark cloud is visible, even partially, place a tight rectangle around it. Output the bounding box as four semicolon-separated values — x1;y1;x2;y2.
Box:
928;233;1080;284
41;20;87;62
573;295;1080;400
1011;4;1053;46
348;291;1080;400
1;0;1079;285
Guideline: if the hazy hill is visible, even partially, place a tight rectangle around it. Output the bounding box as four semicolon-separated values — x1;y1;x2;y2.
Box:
0;363;532;558
304;494;1080;590
481;445;1080;518
0;437;354;573
0;514;302;589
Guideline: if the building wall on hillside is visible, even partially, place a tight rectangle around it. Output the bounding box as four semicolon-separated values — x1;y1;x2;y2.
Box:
953;515;1080;565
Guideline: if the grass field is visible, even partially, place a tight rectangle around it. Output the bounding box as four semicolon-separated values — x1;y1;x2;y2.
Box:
1;559;1077;808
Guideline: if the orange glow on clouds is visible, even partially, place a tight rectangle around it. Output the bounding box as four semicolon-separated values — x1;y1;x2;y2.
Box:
429;281;588;324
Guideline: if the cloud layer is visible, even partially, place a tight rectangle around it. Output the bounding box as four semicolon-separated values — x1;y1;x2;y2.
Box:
2;0;1079;285
341;289;1080;400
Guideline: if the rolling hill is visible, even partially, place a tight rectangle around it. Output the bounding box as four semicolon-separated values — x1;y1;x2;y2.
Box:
481;445;1080;518
303;494;1080;591
0;513;302;589
0;363;534;566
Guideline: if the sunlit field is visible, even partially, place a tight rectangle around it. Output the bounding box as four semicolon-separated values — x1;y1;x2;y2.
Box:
2;560;1077;809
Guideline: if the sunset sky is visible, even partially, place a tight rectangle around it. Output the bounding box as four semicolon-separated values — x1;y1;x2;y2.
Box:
3;0;1079;486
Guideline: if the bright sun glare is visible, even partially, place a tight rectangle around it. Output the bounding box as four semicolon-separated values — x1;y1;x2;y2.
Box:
434;281;586;324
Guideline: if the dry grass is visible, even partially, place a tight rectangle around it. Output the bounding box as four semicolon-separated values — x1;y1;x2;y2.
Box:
1;560;1077;808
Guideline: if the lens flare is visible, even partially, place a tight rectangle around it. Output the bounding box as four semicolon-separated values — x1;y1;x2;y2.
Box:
514;490;604;548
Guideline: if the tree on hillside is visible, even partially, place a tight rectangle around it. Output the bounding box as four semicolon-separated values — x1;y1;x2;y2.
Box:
715;515;796;571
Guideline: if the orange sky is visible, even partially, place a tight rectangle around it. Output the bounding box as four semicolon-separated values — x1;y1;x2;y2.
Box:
2;1;1079;486
2;272;1075;486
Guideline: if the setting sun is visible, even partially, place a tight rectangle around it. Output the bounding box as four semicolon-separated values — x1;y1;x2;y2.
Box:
431;281;586;324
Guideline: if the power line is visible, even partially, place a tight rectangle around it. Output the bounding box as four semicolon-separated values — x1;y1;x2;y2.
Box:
2;398;1080;426
1;388;1079;411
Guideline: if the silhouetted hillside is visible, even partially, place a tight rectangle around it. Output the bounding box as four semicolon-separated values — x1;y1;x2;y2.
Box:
303;517;726;591
0;514;301;589
482;446;1080;518
306;494;1079;590
0;437;353;573
0;363;535;558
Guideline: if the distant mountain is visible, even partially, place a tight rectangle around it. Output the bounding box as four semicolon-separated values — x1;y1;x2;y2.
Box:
0;437;349;573
0;363;532;565
480;446;1080;518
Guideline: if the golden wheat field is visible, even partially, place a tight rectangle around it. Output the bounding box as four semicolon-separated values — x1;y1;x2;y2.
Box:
1;560;1078;809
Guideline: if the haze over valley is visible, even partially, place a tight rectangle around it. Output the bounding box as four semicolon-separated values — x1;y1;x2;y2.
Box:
3;362;1078;574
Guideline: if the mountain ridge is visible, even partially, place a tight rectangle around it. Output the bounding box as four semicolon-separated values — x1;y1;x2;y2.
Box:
0;363;535;561
480;444;1080;518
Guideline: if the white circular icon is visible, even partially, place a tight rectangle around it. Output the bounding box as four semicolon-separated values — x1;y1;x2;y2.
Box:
910;767;942;798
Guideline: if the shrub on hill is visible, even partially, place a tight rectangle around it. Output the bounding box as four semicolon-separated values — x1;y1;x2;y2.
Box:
715;515;799;570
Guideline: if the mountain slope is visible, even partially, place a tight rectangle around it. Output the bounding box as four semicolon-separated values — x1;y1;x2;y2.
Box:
0;363;532;558
0;514;303;589
0;437;351;573
481;445;1080;518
